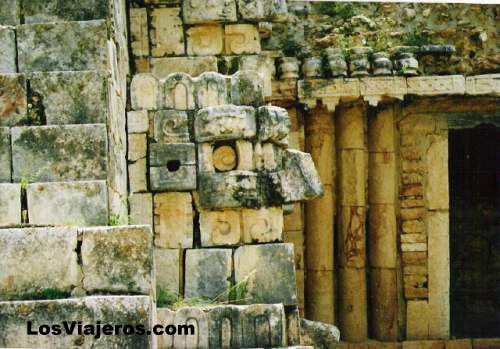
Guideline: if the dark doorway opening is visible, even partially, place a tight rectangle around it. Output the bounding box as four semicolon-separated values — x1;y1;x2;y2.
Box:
449;123;500;338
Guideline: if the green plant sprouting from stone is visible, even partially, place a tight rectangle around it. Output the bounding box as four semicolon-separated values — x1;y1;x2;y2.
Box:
403;28;430;47
109;213;130;226
317;2;355;19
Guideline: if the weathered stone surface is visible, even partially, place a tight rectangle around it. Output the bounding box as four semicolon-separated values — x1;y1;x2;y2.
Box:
185;249;232;300
29;71;108;125
339;149;366;206
466;74;500;96
231;70;264;107
11;124;107;182
149;143;196;167
0;74;27;126
187;25;224;56
127;110;149;134
153;110;190;143
131;73;161;110
163;73;196;110
17;20;108;72
149;143;196;191
81;225;153;294
0;27;16;73
130;8;149;58
213;145;237;171
234;243;297;305
195;71;229;108
129;158;148;193
23;0;107;24
151;56;218;79
281;149;324;203
154;192;193;249
0;227;80;300
237;0;288;21
182;0;237;24
27;180;108;226
225;24;261;55
241;207;283;243
195;105;256;142
236;140;254;170
150;165;197;192
426;135;449;210
0;184;21;226
198;171;259;209
155;248;180;295
258;106;290;144
240;54;275;97
151;7;184;57
199;208;241;246
407;75;465;96
300;318;340;349
0;0;20;25
129;193;153;226
0;127;11;181
0;296;152;348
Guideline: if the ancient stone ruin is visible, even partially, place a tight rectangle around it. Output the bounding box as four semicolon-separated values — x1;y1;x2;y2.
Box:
0;0;499;348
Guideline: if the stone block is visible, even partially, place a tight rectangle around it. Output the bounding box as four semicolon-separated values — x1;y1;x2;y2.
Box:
195;71;229;108
198;142;215;172
337;103;365;149
338;267;368;341
360;76;407;106
237;0;288;21
153;110;190;143
338;206;366;268
154;192;193;249
403;341;444;349
0;227;80;300
465;74;500;96
403;251;427;266
12;124;107;182
241;207;283;243
300;318;340;349
29;71;107;125
131;73;161;110
0;127;11;181
151;56;218;79
128;110;149;134
198;171;259;209
163;72;196;110
27;180;108;226
369;204;397;268
401;243;427;252
22;0;107;23
0;0;20;25
130;8;149;57
187;25;224;56
128;133;147;162
17;20;108;72
150;143;195;167
225;24;261;55
472;338;500;349
371;268;399;340
445;339;472;349
236;140;254;170
0;74;27;126
426;135;449;210
369;152;396;204
258;106;290;145
407;75;465;96
154;248;180;295
339;149;366;206
81;225;153;294
234;243;297;305
0;27;16;73
151;8;184;57
368;106;396;153
150;165;197;191
183;0;237;24
129;158;148;193
185;249;232;300
199;208;241;246
195;105;256;142
262;142;283;171
129;193;153;226
240;54;276;97
286;306;301;346
0;184;21;226
0;296;152;348
281;149;324;203
231;70;264;107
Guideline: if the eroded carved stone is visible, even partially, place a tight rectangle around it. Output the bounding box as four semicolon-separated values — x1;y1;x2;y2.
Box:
131;73;161;110
231;71;265;107
154;192;193;249
195;105;256;142
465;74;500;96
199;208;241;246
195;72;229;108
164;73;196;110
151;8;184;57
237;0;288;22
258;106;290;145
241;207;283;243
187;25;224;56
183;0;237;24
198;171;259;208
153;110;190;143
130;8;149;58
281;149;323;203
155;248;181;295
407;75;465;95
360;76;407;106
298;78;360;111
22;0;108;23
225;24;261;55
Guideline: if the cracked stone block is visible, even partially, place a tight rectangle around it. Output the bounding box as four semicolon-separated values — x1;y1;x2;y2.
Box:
0;227;80;300
11;124;108;182
149;143;196;190
231;70;264;107
153;110;190;143
237;0;287;21
241;207;283;243
128;133;147;162
150;56;218;79
185;249;232;300
17;20;108;72
0;74;27;127
81;225;153;295
0;127;11;181
22;0;108;24
195;105;256;142
154;248;180;295
0;184;21;226
225;24;261;55
151;7;184;57
234;243;297;305
154;192;193;249
182;0;237;24
27;180;108;226
131;73;161;111
258;106;290;145
127;110;149;134
199;208;241;246
0;27;16;73
0;0;20;25
29;71;108;125
281;149;324;203
0;296;152;348
198;171;259;209
187;25;224;56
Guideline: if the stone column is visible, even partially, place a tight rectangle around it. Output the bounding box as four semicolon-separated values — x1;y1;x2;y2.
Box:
304;105;335;324
336;102;367;341
368;105;400;341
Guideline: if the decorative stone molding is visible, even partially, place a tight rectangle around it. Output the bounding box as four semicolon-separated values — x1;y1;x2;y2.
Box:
465;74;500;96
407;75;465;96
298;78;360;111
360;76;407;106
